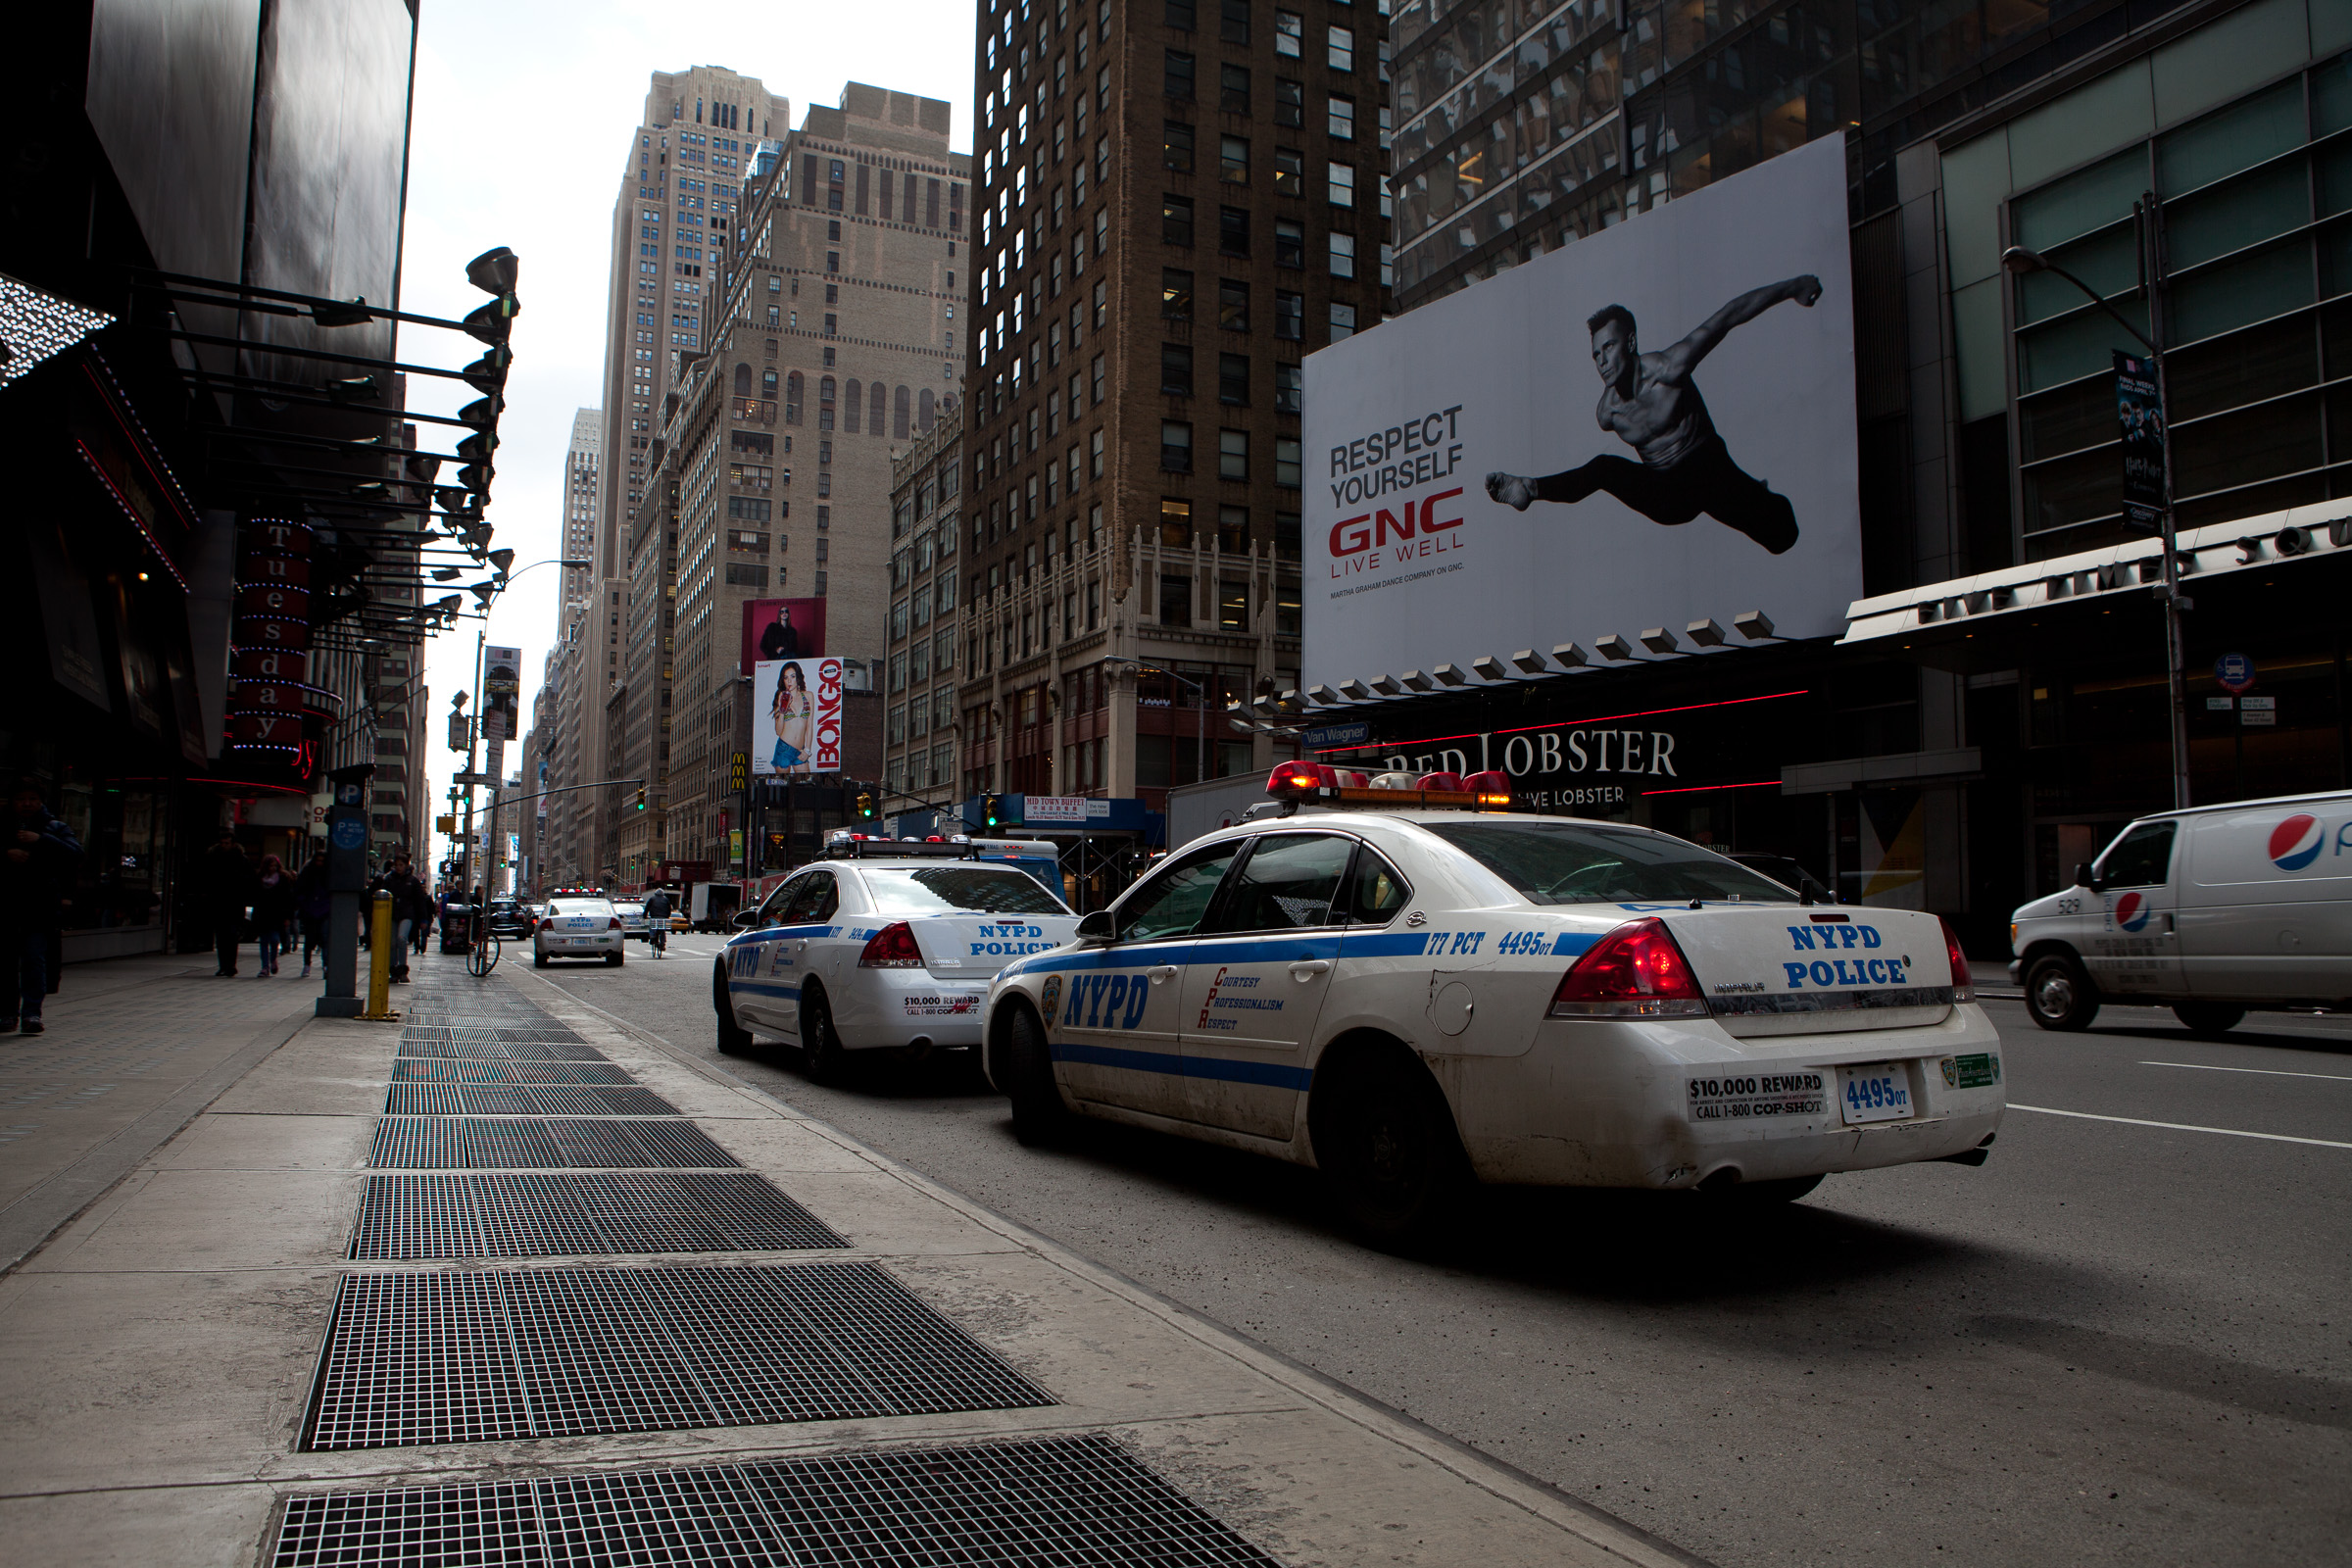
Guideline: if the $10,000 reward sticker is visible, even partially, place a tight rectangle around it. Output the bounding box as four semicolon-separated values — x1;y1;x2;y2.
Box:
1687;1071;1827;1122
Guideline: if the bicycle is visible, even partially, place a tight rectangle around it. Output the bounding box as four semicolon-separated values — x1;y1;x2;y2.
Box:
466;921;502;977
649;922;667;958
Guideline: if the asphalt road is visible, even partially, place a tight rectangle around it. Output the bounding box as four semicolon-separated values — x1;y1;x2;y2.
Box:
538;939;2351;1568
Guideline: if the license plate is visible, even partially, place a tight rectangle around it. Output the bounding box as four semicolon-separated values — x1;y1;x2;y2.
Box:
1838;1062;1914;1124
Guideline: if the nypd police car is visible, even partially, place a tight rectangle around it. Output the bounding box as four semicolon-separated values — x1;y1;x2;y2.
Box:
982;763;2005;1246
713;833;1081;1082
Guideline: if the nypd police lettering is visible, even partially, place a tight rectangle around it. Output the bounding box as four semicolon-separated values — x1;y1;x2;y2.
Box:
971;922;1054;956
1067;971;1154;1032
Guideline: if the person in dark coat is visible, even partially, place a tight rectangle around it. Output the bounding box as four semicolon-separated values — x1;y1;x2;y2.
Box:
378;855;429;982
293;852;330;978
200;830;257;978
1;779;82;1035
250;854;296;977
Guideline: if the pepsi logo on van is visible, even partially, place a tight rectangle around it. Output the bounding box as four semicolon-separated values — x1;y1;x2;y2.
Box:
2112;891;2151;931
2269;814;2325;871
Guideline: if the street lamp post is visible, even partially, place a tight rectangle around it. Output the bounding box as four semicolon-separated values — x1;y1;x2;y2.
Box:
2004;206;2191;810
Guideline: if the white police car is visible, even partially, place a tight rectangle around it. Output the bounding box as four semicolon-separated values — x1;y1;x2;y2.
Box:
983;763;2004;1247
532;893;625;967
713;834;1081;1081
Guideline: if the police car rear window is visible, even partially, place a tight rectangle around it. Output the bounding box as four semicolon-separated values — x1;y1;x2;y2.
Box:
862;867;1071;917
1424;822;1795;905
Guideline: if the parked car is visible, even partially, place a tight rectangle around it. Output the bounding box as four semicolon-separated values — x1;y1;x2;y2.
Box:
2009;789;2352;1033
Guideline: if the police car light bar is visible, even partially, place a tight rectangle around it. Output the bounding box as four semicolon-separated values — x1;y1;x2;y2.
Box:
1264;762;1513;811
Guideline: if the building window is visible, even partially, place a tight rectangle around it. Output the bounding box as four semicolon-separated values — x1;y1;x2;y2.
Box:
1162;194;1195;247
1161;421;1193;472
1164;48;1195;99
1218;352;1250;405
1162;268;1194;320
1220;135;1250;184
1330;231;1356;278
1328;161;1355;208
1275;436;1302;488
1274;76;1303;127
724;563;769;586
1159;496;1194;547
1217;504;1250;553
1217;278;1249;331
1218;579;1249;628
1274;290;1302;340
1274;362;1302;413
1164;0;1195;27
1159;573;1193;626
1328;93;1354;140
1161;342;1196;397
1274;218;1304;268
1326;24;1353;70
1090;428;1105;478
1220;63;1250;113
1329;301;1356;340
1163;120;1196;172
1274;9;1301;57
1218;428;1249;480
1275;509;1301;560
1218;206;1249;257
1272;147;1302;199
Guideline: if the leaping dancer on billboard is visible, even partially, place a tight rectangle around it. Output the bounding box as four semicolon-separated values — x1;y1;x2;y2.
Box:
1484;274;1822;554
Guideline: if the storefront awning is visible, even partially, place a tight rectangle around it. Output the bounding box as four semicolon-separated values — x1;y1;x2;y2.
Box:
1840;504;2352;653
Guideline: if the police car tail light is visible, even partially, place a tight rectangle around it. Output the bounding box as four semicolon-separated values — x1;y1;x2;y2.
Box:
608;916;622;930
1938;917;1975;1003
858;921;924;968
1547;918;1708;1019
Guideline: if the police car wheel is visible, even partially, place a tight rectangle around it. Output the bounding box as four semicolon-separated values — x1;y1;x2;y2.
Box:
714;966;752;1055
1312;1050;1470;1251
801;988;847;1085
2173;1002;2244;1036
2024;954;2098;1031
1003;1005;1069;1146
533;952;549;968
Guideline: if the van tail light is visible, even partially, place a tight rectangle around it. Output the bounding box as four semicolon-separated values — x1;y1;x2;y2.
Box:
858;921;924;968
1938;917;1975;1002
1547;918;1708;1020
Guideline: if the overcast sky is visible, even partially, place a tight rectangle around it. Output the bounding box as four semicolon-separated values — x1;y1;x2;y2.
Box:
395;0;976;878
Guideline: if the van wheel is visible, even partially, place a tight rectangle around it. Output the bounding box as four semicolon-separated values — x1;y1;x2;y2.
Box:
801;987;846;1085
714;966;752;1055
2024;953;2099;1031
1312;1048;1472;1253
2173;1002;2244;1036
1003;1006;1070;1146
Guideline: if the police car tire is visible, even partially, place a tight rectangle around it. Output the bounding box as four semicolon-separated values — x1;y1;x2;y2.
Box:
1003;1005;1069;1146
534;952;549;968
2173;1002;2243;1036
2024;953;2098;1031
714;966;753;1055
802;988;847;1085
606;952;624;967
1313;1050;1470;1251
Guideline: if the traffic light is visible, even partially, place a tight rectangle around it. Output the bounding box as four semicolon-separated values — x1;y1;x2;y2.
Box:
632;786;646;811
856;790;875;821
981;792;1003;828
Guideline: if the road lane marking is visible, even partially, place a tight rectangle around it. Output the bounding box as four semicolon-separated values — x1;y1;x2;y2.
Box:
2007;1103;2352;1150
2140;1060;2352;1083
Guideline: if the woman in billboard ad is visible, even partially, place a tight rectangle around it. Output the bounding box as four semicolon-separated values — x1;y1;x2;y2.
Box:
770;662;811;772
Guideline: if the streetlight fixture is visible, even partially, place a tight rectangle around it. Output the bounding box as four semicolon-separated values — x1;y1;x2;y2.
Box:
2004;219;2190;809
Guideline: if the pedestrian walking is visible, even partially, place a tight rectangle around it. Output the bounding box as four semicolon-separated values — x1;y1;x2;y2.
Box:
201;830;256;977
251;854;295;977
294;852;330;978
379;855;428;983
1;778;81;1036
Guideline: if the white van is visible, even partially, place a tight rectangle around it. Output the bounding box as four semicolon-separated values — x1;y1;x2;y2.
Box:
2009;790;2352;1033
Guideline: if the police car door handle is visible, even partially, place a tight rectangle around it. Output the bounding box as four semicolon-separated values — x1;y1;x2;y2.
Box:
1290;959;1332;979
1146;965;1178;984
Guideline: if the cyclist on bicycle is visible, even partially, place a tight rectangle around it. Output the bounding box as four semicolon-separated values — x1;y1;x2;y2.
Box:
642;887;672;957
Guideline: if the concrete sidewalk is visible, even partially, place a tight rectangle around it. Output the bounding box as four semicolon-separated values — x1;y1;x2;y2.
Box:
0;950;1701;1567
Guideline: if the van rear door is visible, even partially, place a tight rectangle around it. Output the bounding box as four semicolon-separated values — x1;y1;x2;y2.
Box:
2179;800;2352;1003
2082;820;2184;1000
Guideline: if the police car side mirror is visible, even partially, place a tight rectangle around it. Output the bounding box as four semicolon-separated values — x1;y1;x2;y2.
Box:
731;910;761;930
2073;861;2100;892
1075;910;1115;945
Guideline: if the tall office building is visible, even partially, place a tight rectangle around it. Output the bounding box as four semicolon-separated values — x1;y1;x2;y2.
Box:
658;85;969;882
561;409;601;607
955;0;1386;815
538;408;600;882
591;67;792;882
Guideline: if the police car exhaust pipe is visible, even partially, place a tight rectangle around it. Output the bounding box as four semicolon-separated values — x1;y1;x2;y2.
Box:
1697;1165;1745;1192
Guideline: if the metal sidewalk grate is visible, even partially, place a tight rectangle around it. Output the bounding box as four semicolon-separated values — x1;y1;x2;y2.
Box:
392;1060;635;1086
275;1436;1281;1565
348;1173;841;1258
302;1263;1051;1450
382;1084;680;1116
367;1117;741;1170
396;1038;611;1063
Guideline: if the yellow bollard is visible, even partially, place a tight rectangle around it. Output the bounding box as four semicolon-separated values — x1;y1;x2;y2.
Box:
359;890;400;1021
